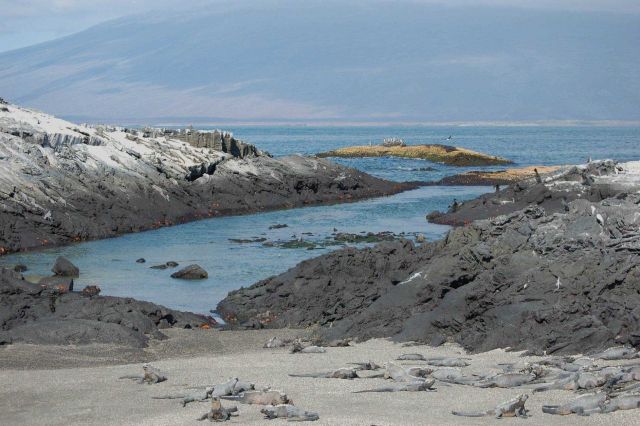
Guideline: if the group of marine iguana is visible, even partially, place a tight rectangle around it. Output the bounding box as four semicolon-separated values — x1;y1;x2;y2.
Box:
118;340;640;421
118;355;319;422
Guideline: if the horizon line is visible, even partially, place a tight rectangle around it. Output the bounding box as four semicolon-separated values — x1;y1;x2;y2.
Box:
65;116;640;128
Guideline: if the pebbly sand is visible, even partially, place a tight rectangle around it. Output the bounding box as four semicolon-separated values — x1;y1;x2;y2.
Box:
0;328;636;425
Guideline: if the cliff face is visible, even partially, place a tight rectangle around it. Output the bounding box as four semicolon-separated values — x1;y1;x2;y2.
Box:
165;129;265;159
0;103;414;254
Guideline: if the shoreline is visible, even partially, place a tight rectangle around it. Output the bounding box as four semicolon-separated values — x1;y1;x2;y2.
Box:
0;103;421;256
0;180;420;258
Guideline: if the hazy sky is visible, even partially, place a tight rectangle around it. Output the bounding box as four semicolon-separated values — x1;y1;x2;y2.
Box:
1;0;639;53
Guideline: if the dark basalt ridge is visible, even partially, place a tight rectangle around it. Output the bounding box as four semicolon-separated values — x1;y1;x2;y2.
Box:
218;161;640;354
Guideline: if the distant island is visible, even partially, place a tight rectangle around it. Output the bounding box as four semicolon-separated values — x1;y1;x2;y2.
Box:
317;143;512;166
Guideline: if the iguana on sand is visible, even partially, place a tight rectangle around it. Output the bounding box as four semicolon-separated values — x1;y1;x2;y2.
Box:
290;339;326;354
153;387;213;406
354;378;436;393
601;392;640;413
289;368;358;379
542;393;607;416
592;346;638;361
119;364;167;384
221;389;292;405
452;394;529;418
474;373;537;388
261;404;319;421
197;397;238;422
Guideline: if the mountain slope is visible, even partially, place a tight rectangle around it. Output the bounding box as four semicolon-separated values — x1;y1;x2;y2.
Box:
0;0;638;123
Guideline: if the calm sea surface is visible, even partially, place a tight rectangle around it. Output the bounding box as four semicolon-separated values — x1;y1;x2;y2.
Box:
2;126;639;314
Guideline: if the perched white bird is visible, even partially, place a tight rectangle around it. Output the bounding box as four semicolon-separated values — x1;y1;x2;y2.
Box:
554;277;561;292
43;210;52;221
596;213;604;226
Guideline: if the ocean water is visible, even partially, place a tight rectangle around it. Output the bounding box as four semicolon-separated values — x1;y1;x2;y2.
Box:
2;126;639;315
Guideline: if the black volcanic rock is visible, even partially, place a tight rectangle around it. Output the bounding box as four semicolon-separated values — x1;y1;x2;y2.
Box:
171;264;208;280
218;161;640;354
0;268;212;347
52;256;79;277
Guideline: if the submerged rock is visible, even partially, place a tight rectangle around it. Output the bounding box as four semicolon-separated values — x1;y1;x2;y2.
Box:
171;264;208;280
268;224;288;230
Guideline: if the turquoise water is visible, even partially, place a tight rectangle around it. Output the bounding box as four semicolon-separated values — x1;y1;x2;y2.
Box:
2;126;639;314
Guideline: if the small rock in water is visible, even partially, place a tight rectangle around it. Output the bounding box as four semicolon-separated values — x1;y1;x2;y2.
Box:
52;256;79;277
269;224;288;230
136;258;146;263
165;261;179;268
229;237;267;244
13;264;27;273
150;264;168;270
171;264;208;280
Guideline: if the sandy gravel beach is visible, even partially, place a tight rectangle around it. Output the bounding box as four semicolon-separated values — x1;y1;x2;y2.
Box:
1;328;636;425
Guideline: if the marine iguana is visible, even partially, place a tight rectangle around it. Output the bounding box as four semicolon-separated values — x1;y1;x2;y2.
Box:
290;340;327;354
396;353;426;361
534;372;606;392
542;393;608;416
221;389;292;405
197;397;238;422
191;378;255;397
289;367;359;379
212;378;255;397
474;373;538;388
153;387;213;406
452;394;529;418
354;378;436;393
260;404;319;421
349;361;382;371
592;346;638;361
379;362;432;382
264;337;291;348
431;368;481;385
601;392;640;413
426;357;470;367
119;364;167;384
537;356;593;372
